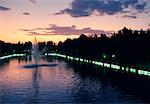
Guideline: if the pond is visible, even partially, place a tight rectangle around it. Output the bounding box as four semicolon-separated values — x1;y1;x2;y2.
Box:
0;57;150;104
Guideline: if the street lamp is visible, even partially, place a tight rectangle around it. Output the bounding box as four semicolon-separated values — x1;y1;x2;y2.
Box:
102;54;107;59
112;54;115;58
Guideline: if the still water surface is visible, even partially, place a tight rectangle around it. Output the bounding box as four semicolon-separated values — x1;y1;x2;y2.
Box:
0;57;150;104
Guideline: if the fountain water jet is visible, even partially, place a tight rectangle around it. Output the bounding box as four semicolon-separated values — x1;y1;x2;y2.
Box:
21;37;58;69
32;37;41;66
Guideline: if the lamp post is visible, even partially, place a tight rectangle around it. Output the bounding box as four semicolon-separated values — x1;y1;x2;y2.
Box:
102;54;107;68
110;54;115;68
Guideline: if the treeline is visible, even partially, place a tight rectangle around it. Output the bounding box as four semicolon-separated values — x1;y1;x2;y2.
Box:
0;41;56;56
57;27;150;65
0;27;150;65
0;41;31;56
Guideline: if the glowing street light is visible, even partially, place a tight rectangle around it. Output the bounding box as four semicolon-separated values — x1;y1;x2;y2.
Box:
112;54;115;58
102;54;107;59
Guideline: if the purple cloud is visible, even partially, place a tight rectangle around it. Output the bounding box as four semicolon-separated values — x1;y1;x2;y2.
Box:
20;24;114;36
23;12;31;15
19;29;34;31
29;0;36;4
0;5;11;11
122;15;137;19
28;32;43;35
54;0;149;17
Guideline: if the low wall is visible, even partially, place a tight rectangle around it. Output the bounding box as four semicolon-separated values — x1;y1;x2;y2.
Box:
46;53;150;77
0;53;150;77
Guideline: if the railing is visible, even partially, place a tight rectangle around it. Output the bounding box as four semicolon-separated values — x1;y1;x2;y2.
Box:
46;53;150;77
0;54;26;60
0;53;150;77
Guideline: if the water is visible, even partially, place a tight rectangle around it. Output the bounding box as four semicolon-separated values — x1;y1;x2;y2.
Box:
26;37;57;68
0;57;150;104
32;37;40;66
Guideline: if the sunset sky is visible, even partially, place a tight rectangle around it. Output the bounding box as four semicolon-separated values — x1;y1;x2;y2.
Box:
0;0;150;43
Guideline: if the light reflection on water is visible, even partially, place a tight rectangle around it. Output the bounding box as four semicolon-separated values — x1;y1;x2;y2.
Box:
0;57;149;103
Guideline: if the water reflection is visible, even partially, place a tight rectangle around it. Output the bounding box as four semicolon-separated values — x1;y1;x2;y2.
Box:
32;67;41;91
28;67;41;103
0;57;149;103
69;62;150;103
0;59;10;68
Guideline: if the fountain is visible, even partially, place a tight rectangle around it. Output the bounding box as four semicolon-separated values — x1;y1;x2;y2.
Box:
22;37;58;69
32;37;41;66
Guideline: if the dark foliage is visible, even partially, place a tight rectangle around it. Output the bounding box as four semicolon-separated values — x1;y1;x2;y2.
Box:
0;40;56;56
1;27;150;65
57;27;150;65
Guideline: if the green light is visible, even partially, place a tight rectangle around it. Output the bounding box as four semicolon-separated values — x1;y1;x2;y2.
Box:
0;54;26;60
80;59;83;62
102;54;107;59
44;53;150;77
138;70;146;75
126;67;129;72
122;67;125;70
130;68;136;73
111;64;120;69
74;57;79;61
138;70;150;76
95;61;103;66
147;71;150;76
112;54;115;58
104;63;110;68
89;60;92;63
84;59;88;63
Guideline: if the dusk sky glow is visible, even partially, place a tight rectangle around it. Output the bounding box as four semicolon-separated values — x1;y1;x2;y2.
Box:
0;0;150;43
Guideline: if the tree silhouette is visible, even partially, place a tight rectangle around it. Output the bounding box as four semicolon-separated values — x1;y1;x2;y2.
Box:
0;27;150;66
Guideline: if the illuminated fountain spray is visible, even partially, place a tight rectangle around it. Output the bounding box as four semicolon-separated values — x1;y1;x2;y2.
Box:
22;37;58;68
32;37;41;66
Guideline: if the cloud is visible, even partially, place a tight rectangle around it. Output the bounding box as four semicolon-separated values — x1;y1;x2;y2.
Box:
135;3;146;10
122;15;137;19
19;29;34;31
29;0;36;4
54;0;149;17
23;12;31;15
0;5;11;11
20;24;114;36
28;32;43;35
